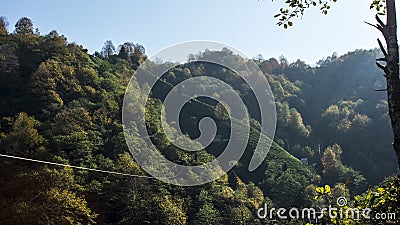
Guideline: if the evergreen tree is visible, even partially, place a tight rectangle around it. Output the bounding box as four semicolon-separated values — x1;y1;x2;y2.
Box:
14;17;34;35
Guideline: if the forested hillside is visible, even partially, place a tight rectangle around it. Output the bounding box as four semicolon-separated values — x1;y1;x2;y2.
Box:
0;17;398;224
258;50;397;185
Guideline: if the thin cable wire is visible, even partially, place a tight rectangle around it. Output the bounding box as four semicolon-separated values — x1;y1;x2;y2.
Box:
0;153;155;179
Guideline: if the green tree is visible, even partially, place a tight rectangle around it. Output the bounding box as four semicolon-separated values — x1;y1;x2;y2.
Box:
355;176;400;224
101;40;116;59
0;166;98;225
321;144;367;194
228;204;252;225
193;203;222;225
131;43;146;68
0;112;43;156
14;17;34;35
33;188;97;224
118;42;135;61
0;43;19;76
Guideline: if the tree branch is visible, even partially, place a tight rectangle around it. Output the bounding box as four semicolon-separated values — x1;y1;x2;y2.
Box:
375;14;386;27
364;21;383;32
376;62;387;72
377;38;388;57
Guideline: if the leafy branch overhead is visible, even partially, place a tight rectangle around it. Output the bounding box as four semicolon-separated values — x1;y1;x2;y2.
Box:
370;0;387;15
274;0;386;28
273;0;338;28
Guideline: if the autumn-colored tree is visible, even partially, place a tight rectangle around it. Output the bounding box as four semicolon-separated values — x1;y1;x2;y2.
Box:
321;143;343;176
0;16;8;36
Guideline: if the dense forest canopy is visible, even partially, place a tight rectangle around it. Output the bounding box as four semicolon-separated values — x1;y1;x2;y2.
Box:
0;16;399;224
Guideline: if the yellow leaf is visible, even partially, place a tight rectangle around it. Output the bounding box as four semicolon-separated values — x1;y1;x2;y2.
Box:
324;185;331;194
316;187;324;194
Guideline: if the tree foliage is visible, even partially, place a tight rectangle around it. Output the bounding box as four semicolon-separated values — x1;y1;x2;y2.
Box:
14;17;34;35
0;16;8;36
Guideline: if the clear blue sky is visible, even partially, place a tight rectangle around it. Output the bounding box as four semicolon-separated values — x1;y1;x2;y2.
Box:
2;0;396;64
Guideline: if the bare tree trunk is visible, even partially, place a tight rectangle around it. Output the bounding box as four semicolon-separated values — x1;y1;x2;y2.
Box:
374;0;400;170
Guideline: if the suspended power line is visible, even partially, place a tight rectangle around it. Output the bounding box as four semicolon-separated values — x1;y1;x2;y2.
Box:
0;153;155;179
